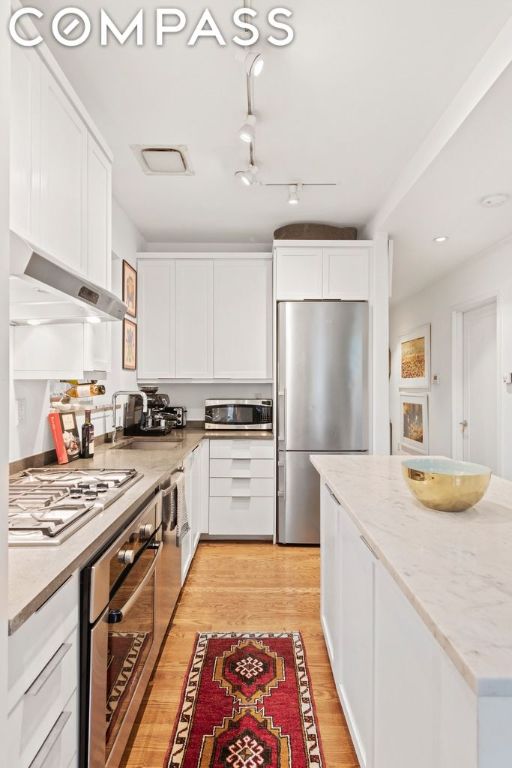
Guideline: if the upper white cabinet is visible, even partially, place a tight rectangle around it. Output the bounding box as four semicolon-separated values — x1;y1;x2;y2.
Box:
86;135;112;288
137;254;272;381
275;244;371;300
138;260;175;379
39;63;88;276
10;41;112;288
213;259;272;379
175;260;214;378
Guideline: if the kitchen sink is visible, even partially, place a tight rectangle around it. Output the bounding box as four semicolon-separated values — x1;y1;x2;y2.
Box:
114;440;183;450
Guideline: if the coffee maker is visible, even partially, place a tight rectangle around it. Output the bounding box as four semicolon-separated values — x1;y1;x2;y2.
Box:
123;386;177;436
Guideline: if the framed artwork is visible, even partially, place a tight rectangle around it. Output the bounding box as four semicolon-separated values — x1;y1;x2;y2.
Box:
123;318;137;370
122;260;137;317
400;393;429;454
399;324;431;389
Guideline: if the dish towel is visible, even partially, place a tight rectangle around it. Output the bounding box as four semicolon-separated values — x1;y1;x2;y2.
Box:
175;471;190;546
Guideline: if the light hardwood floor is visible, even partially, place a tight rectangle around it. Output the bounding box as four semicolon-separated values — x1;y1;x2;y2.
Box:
121;541;359;768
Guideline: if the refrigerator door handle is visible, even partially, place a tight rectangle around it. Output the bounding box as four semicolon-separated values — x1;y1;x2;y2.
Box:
277;389;286;443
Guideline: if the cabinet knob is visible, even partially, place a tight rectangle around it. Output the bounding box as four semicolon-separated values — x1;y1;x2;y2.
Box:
117;549;135;565
139;523;154;542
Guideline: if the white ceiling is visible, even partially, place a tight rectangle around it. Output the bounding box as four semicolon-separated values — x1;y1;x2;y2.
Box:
383;60;512;301
36;0;512;253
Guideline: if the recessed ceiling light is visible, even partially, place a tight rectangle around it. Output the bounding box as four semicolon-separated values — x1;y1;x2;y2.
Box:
480;193;510;208
433;236;449;244
131;145;194;176
239;114;256;144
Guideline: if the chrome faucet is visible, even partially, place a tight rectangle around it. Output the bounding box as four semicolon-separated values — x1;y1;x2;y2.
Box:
111;390;148;444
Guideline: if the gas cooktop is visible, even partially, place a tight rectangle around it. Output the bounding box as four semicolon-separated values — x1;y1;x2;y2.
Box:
8;468;143;546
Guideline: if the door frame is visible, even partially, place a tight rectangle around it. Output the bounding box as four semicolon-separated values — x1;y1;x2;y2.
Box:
451;292;502;473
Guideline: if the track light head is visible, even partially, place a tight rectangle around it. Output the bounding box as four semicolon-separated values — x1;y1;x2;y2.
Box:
239;114;256;144
288;183;301;205
235;164;259;186
246;52;265;78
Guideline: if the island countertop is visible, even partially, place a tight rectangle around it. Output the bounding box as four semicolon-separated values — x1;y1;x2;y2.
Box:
310;454;512;697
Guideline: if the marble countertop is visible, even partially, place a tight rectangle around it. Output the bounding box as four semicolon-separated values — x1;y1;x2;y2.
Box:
310;454;512;697
9;427;273;635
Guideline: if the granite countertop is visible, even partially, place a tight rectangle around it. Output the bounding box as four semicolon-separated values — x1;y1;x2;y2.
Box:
310;454;512;697
9;427;273;635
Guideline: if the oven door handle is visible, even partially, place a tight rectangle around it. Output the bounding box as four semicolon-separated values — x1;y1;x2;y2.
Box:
108;543;162;624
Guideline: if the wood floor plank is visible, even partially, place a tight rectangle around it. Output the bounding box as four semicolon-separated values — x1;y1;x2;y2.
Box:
121;541;359;768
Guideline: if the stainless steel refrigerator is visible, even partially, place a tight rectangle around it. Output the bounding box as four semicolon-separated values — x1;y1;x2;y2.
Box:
277;301;369;544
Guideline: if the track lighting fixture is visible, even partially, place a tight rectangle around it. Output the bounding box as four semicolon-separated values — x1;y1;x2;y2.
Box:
245;51;265;78
288;184;301;205
239;114;256;144
235;164;259;186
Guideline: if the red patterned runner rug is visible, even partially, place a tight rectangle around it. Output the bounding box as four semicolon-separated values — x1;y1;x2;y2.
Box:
164;632;325;768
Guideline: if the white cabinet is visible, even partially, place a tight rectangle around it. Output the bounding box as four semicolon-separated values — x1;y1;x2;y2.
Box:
208;439;275;537
275;247;323;299
181;440;209;583
86;135;111;289
138;260;175;379
320;482;342;667
275;245;371;300
175;260;213;378
8;574;79;768
84;323;110;374
137;255;272;381
10;43;40;242
339;510;375;768
213;259;272;379
39;63;87;275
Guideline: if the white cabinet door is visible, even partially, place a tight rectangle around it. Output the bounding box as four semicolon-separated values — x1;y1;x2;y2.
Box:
39;64;87;274
13;325;85;379
86;135;111;289
213;259;272;379
374;562;439;768
10;44;40;241
138;260;175;378
175;260;213;378
199;439;210;535
84;323;110;373
275;247;323;299
323;247;370;300
339;509;375;768
320;482;342;668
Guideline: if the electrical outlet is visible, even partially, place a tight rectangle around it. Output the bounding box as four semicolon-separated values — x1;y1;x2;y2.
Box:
16;398;26;427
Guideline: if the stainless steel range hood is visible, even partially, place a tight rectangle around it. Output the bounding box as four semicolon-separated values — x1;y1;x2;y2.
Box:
10;232;127;324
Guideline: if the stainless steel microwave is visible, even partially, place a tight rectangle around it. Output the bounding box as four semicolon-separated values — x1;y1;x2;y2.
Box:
204;399;273;430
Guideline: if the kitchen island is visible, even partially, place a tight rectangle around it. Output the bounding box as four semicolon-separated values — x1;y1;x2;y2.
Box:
311;454;512;768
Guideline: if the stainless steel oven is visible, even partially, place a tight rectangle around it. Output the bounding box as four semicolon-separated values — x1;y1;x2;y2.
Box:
204;399;273;430
81;490;163;768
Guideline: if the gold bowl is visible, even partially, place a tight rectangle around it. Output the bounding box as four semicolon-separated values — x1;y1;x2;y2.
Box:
402;458;491;513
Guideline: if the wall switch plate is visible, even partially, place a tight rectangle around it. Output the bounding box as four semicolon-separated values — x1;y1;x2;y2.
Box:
432;374;440;385
504;373;512;385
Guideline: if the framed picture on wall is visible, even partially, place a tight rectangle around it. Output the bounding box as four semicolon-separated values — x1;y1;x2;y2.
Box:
123;318;137;370
400;393;429;454
399;324;431;388
122;260;137;317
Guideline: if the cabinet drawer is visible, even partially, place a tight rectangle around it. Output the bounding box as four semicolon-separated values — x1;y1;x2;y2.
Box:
28;690;77;768
209;440;274;460
8;628;78;768
210;477;274;497
209;497;274;536
9;573;79;711
210;458;275;478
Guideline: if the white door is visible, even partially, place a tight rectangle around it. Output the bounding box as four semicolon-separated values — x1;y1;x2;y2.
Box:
275;247;323;299
86;135;111;288
213;258;272;379
319;482;342;668
462;301;498;471
175;260;213;378
138;260;175;378
323;247;370;300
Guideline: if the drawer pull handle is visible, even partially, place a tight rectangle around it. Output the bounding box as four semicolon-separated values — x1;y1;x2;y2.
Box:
326;485;341;506
360;535;378;559
29;710;72;768
25;642;72;697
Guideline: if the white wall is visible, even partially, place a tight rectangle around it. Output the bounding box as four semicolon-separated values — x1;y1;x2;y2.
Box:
390;235;512;478
9;199;144;461
1;0;10;740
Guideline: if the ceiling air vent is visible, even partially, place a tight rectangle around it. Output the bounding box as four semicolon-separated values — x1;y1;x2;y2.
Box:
132;145;194;176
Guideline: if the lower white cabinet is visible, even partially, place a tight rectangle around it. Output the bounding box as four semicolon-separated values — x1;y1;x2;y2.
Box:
8;573;79;768
320;480;480;768
208;439;275;537
181;439;209;582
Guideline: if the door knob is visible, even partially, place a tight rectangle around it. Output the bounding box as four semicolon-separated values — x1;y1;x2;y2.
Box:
459;420;468;430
